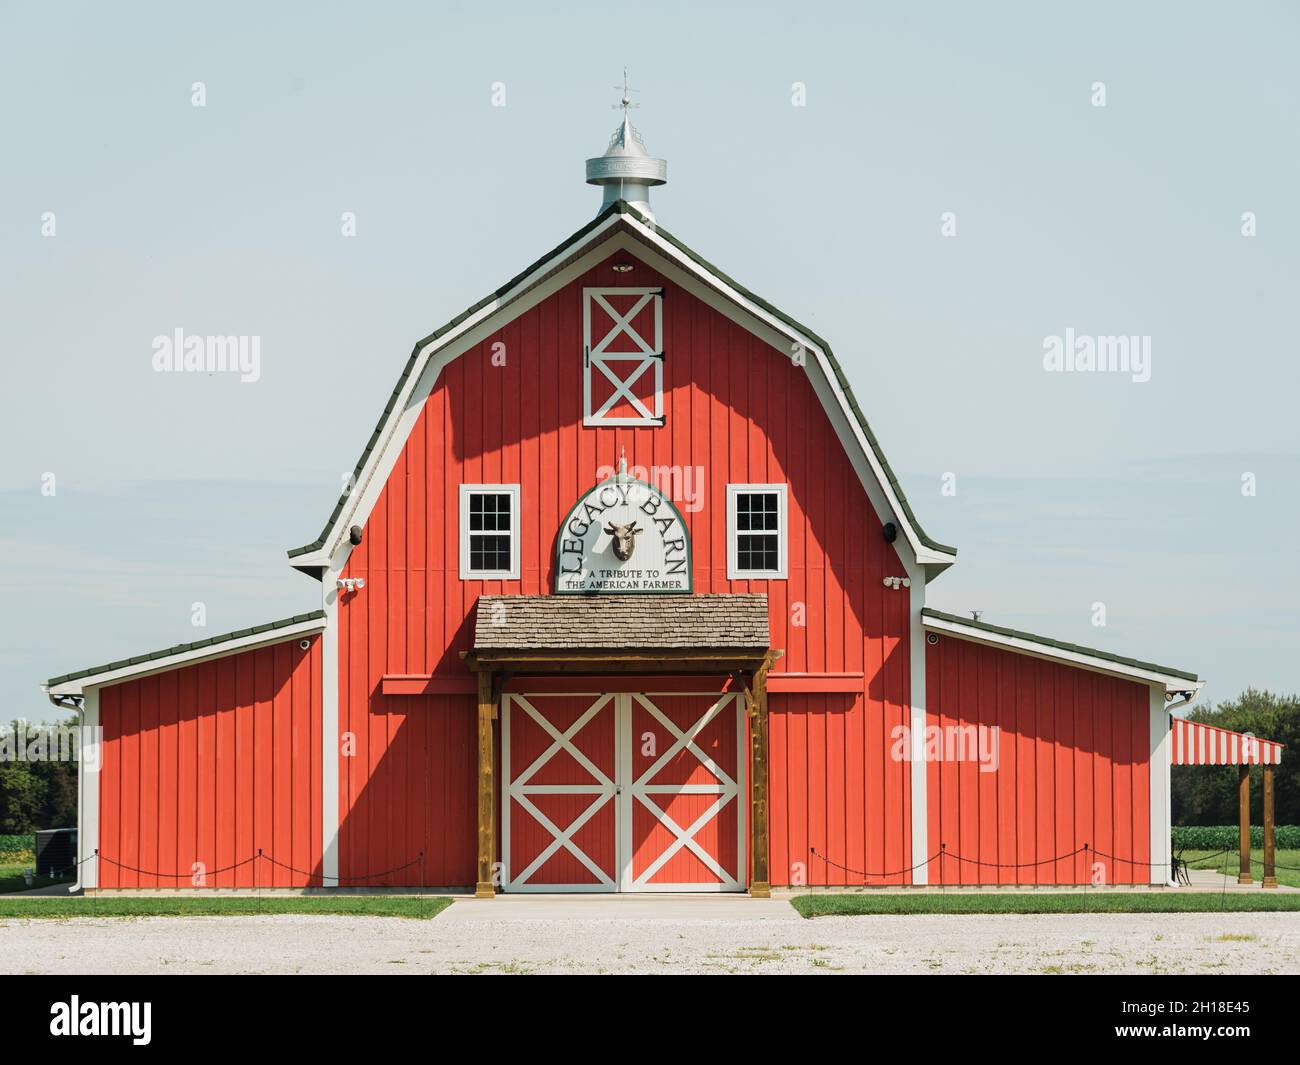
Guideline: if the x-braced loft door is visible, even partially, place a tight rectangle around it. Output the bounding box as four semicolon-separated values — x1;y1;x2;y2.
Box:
502;692;746;892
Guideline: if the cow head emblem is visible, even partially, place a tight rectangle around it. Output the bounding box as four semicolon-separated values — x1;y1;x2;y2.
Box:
603;521;641;561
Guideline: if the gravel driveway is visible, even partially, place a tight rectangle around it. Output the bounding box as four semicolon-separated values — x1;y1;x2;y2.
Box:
2;900;1297;974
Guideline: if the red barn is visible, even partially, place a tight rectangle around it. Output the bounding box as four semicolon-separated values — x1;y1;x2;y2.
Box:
45;114;1202;895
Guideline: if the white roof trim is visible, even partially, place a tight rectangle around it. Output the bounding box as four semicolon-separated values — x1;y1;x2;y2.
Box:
295;210;954;570
922;612;1203;694
623;217;953;569
44;617;326;696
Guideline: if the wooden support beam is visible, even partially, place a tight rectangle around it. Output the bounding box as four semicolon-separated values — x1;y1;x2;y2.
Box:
475;669;496;899
1238;764;1252;885
746;651;777;899
1263;765;1278;889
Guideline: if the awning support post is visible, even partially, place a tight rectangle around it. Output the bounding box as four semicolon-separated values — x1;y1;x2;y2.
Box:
475;668;497;899
1262;765;1277;889
738;651;777;899
1237;765;1252;885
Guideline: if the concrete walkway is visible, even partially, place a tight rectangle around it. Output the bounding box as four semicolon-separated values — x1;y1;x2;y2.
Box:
442;894;793;921
2;903;1296;974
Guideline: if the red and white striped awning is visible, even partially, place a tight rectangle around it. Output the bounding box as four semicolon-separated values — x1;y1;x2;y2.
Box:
1171;718;1284;766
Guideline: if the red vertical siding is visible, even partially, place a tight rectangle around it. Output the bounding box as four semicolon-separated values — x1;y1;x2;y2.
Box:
924;635;1151;885
96;636;322;889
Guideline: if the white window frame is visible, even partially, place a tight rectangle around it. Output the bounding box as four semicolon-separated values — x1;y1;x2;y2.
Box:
726;483;788;580
583;286;664;427
459;484;521;580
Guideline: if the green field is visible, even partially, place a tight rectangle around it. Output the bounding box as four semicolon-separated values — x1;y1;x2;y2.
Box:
0;895;453;919
791;891;1300;918
1181;849;1300;889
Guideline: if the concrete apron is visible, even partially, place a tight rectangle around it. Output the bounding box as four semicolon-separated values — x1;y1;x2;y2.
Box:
444;894;797;920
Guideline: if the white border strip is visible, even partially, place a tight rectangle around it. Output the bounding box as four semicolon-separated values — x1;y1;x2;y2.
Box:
77;687;100;892
46;618;326;697
1149;686;1173;887
908;567;928;884
921;613;1201;694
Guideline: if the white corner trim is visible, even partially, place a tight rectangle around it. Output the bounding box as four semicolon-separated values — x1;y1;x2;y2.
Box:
296;216;629;566
46;618;327;697
458;484;522;581
920;613;1198;693
320;549;347;889
1149;686;1173;887
77;687;100;891
725;484;788;580
622;216;956;570
907;563;928;885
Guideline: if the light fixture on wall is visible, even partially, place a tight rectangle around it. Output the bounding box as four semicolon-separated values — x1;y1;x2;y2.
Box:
612;262;634;273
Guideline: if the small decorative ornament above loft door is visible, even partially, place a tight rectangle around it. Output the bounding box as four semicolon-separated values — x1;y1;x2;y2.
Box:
583;286;664;426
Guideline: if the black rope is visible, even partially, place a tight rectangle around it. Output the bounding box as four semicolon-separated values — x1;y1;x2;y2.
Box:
96;853;258;879
809;847;940;880
805;843;1246;883
260;852;425;884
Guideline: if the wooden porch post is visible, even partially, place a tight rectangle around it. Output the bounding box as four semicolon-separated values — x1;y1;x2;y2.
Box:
1237;765;1252;885
1262;765;1277;889
475;669;497;899
747;654;773;899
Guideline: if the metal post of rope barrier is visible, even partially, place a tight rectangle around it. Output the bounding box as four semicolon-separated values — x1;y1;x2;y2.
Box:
419;850;425;893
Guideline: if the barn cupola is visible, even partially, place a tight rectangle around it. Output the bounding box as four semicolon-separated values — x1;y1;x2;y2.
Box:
586;71;667;221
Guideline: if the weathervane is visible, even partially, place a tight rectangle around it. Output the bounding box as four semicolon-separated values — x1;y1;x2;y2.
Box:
613;68;639;115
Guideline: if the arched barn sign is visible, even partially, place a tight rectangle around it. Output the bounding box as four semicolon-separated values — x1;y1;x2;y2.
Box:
555;461;691;594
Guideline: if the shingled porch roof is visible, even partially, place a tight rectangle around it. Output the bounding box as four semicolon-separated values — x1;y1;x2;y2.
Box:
464;594;771;673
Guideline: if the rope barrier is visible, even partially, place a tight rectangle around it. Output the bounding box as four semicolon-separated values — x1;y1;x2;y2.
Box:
806;843;1282;884
76;850;430;887
42;843;1297;888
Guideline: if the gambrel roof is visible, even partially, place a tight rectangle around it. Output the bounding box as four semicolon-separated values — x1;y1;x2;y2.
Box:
287;200;957;575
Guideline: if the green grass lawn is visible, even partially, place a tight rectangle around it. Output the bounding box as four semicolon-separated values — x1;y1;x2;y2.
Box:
791;892;1300;918
0;895;453;919
1180;849;1300;889
0;859;71;895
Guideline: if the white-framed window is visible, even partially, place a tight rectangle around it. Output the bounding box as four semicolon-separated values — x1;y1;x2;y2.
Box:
459;484;521;580
583;286;664;426
726;484;788;580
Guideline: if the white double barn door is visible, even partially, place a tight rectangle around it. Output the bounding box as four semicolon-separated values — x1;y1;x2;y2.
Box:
502;691;746;892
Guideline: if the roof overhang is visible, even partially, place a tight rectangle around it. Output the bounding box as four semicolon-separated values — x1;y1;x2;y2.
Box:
44;612;326;697
463;648;773;675
286;202;956;578
921;608;1202;697
464;593;772;675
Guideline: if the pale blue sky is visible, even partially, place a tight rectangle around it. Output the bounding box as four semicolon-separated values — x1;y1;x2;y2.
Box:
2;1;1297;720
